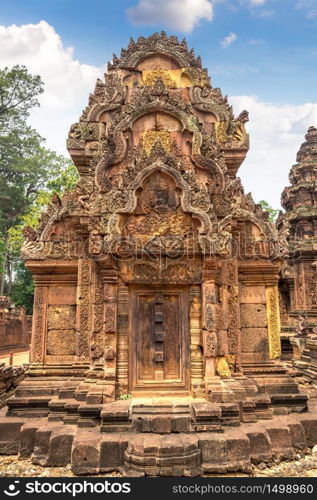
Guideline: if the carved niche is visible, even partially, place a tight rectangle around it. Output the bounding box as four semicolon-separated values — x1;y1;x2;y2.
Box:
119;170;200;247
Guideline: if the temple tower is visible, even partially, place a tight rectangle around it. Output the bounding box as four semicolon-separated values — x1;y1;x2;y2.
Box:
1;34;316;477
279;126;317;331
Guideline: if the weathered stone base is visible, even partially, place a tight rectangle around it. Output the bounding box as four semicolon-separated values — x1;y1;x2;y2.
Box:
1;404;317;476
0;362;312;477
0;364;27;409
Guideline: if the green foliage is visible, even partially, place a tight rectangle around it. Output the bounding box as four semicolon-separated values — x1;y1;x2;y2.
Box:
120;394;132;400
47;163;79;194
0;65;43;123
11;263;34;315
258;200;279;223
0;64;79;308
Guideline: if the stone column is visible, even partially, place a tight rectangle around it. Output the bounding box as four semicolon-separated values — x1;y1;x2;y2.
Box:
201;259;218;382
225;260;242;373
30;284;48;363
116;279;129;397
189;285;204;396
90;262;105;364
265;285;282;359
239;261;281;363
100;267;118;385
76;259;93;361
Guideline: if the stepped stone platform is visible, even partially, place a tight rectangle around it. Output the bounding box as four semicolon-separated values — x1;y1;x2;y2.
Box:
1;392;317;476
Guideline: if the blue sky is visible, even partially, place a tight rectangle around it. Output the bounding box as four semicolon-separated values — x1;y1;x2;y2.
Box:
1;0;317;103
0;0;317;207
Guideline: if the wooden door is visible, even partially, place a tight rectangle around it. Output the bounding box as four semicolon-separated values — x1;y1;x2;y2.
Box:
130;287;189;392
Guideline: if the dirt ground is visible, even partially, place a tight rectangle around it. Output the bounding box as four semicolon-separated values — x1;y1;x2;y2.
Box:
0;451;317;478
0;349;30;366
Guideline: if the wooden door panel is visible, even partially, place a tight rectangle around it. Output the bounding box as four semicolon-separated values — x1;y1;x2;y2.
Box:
130;287;189;391
163;293;181;380
136;294;155;380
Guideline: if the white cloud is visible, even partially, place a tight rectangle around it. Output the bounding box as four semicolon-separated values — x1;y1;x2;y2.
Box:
230;95;317;208
126;0;213;33
296;0;317;19
248;0;267;5
220;32;237;48
0;21;103;155
238;0;268;6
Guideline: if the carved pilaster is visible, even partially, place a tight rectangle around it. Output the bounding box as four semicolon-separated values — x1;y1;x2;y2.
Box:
266;285;282;359
202;260;219;382
189;285;204;395
116;279;129;396
30;285;48;363
91;263;104;363
226;260;241;371
76;259;92;361
100;268;118;380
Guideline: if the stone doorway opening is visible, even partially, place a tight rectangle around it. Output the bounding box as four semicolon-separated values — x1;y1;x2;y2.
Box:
129;286;190;396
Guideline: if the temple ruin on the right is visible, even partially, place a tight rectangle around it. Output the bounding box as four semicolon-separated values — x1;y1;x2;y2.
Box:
278;125;317;381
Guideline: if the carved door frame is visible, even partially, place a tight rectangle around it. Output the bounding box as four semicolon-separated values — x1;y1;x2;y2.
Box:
129;284;190;394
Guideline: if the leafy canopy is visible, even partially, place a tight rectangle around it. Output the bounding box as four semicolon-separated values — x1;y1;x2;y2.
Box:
0;64;79;304
0;65;43;123
258;200;279;223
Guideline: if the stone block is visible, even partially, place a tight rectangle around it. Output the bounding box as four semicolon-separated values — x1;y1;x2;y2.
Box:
264;420;294;460
47;305;76;329
47;329;76;355
241;423;272;463
240;304;267;328
225;428;251;471
100;433;131;471
19;419;46;458
32;423;61;465
48;286;76;305
285;418;307;450
172;416;192;433
241;328;268;355
0;417;26;454
152;416;172;433
239;285;266;304
46;425;76;466
299;415;317;447
71;428;101;475
198;433;227;466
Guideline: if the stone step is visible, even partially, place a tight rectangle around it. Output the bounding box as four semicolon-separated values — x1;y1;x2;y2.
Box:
131;390;191;398
6;395;52;417
1;411;317;476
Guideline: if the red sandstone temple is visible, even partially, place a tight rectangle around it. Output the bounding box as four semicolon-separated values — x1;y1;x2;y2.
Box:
0;33;316;476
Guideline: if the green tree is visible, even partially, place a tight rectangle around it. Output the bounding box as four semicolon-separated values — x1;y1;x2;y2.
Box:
7;164;78;312
0;64;78;300
0;65;43;122
258;200;279;223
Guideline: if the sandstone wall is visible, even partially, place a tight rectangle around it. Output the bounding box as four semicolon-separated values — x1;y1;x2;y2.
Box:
0;363;27;408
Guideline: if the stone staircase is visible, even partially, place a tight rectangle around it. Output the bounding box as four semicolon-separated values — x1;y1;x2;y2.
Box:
1;408;317;476
1;367;313;476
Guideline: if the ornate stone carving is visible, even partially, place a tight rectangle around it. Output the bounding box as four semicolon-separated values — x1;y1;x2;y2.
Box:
20;33;301;410
143;131;171;155
47;329;76;356
104;304;116;333
143;71;177;88
108;32;204;70
31;286;47;363
203;330;218;357
266;286;282;359
128;260;202;284
104;346;116;361
76;259;92;360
